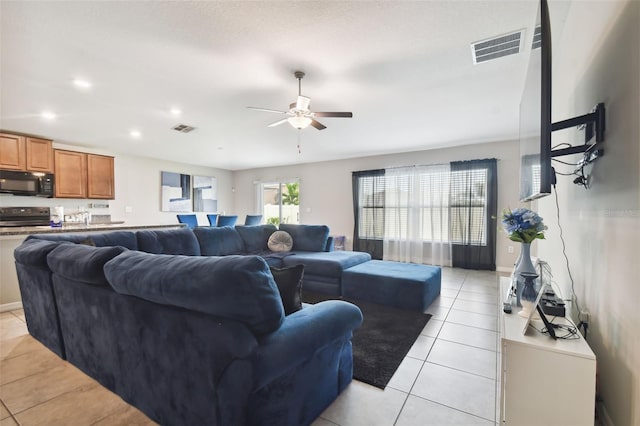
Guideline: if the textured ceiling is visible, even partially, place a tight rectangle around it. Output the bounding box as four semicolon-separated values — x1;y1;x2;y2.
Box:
1;1;557;171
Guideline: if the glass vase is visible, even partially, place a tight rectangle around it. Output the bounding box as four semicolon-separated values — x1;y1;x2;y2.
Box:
518;272;539;318
514;242;536;306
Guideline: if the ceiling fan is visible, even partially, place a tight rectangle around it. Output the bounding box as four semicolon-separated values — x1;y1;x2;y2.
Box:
248;71;352;130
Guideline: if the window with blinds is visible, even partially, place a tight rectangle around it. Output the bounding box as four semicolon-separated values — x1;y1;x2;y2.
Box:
355;165;490;246
449;168;488;245
357;174;385;239
384;170;451;241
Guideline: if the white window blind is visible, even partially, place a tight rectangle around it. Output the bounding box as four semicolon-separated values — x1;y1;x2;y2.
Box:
357;175;385;239
449;168;488;246
356;164;490;246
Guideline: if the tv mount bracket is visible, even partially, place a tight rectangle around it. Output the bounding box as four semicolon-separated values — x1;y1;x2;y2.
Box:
550;102;605;158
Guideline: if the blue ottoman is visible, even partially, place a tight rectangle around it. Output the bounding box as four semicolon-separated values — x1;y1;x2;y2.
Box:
342;260;441;311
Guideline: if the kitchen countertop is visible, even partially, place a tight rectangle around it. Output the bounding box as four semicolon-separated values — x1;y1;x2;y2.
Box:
0;223;186;237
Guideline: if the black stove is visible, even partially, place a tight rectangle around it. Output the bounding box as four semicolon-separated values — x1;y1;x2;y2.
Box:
0;206;51;227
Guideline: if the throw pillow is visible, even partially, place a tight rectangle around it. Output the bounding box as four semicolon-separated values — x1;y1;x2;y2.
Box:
268;230;293;252
269;264;304;315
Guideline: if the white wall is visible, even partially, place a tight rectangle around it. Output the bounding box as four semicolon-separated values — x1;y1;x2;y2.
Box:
233;139;524;270
110;154;233;227
0;143;234;227
537;1;639;424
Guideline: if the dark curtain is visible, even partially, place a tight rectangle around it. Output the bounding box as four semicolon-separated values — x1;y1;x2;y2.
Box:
450;159;497;270
352;169;385;260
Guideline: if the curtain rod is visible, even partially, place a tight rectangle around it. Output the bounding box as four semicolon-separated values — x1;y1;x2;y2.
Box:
353;158;498;174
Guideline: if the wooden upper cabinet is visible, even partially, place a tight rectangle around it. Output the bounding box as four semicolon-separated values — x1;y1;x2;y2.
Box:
54;149;87;198
0;133;26;170
26;137;54;172
87;154;114;199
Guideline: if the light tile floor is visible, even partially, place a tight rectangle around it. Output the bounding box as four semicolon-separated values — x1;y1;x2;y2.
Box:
315;268;504;426
0;268;504;426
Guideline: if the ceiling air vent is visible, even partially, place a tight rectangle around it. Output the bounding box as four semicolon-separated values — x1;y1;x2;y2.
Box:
172;124;196;133
531;25;542;50
471;30;524;64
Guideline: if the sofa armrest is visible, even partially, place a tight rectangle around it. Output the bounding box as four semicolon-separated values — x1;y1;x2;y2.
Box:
252;300;362;389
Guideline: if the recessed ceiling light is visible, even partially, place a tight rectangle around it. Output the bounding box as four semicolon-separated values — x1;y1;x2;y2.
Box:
130;130;142;138
170;108;182;116
41;111;57;120
73;78;92;89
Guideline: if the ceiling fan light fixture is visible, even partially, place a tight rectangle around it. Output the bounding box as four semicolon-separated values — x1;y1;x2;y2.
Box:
288;116;312;129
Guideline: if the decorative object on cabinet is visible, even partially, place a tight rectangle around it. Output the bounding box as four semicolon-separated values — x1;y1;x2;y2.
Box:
193;175;217;212
518;272;540;319
161;171;191;212
501;207;546;305
514;242;536;305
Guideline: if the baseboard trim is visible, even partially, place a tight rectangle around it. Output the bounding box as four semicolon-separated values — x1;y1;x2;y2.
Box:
0;301;23;312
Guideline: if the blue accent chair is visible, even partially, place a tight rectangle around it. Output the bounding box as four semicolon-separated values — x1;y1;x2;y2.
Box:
176;214;198;229
217;215;238;227
206;214;218;227
244;214;263;226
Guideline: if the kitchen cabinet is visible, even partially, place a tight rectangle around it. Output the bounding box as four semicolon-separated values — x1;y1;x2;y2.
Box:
54;149;114;199
87;154;115;199
26;137;54;172
54;149;87;198
0;133;53;172
0;133;26;170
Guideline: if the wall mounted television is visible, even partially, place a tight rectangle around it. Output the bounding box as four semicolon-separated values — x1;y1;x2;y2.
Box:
519;0;552;202
519;0;606;202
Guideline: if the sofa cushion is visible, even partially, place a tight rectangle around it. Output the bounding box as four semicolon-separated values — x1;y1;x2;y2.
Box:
136;228;201;255
268;231;293;252
279;224;330;252
104;251;285;335
270;264;304;315
235;224;277;253
14;238;67;268
193;226;245;256
26;231;138;250
47;244;127;287
282;251;372;278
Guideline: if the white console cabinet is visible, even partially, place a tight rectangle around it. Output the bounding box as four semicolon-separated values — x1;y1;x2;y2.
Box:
499;277;596;425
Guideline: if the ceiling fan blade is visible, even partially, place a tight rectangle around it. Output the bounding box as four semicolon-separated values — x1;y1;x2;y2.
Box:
310;119;327;130
296;96;311;111
247;106;287;114
314;111;353;118
267;118;289;127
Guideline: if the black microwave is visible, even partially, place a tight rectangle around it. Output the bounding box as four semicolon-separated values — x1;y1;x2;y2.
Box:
0;170;55;197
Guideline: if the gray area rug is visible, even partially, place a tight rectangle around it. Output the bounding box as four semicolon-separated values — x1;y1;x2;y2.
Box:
302;291;431;389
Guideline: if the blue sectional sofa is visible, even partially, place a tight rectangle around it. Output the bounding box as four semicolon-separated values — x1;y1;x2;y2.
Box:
14;225;367;425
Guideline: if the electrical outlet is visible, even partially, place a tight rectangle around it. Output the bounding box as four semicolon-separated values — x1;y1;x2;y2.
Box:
580;310;590;324
508;245;514;254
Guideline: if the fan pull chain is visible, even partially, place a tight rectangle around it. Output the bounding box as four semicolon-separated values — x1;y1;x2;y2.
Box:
297;130;302;154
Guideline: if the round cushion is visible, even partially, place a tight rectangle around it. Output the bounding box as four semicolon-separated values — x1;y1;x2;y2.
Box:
268;230;293;252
